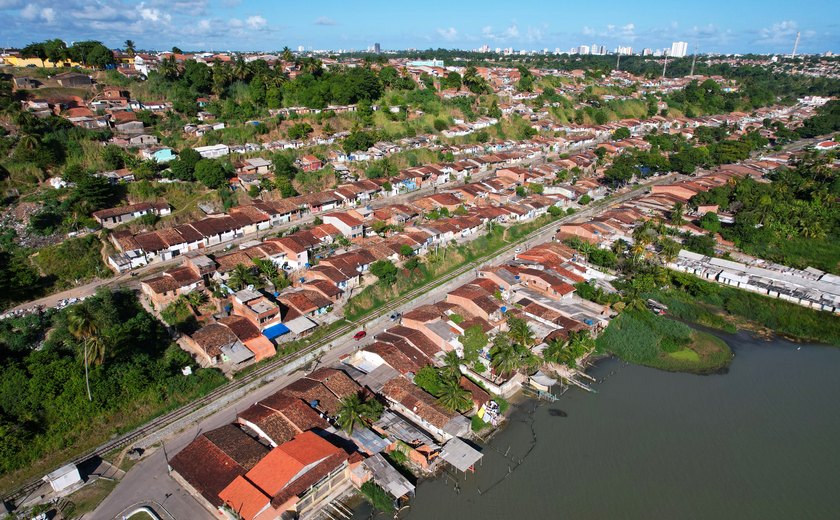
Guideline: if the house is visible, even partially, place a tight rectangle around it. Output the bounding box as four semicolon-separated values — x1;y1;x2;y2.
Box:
379;376;470;442
298;155;323;172
237;392;330;448
217;431;351;520
183;322;255;367
54;72;92;87
323;212;364;239
195;144;230;159
140;264;204;308
92;202;170;228
141;147;176;163
129;134;159;146
235;157;273;175
169;425;269;514
231;289;282;329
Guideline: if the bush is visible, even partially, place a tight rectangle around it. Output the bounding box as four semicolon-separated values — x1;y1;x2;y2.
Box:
471;415;488;432
360;481;394;513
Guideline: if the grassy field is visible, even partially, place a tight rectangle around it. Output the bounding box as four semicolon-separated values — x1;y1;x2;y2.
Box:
62;478;118;518
595;310;733;373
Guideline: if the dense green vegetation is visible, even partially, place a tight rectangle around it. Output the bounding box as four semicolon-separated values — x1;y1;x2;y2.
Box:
650;271;840;346
690;153;840;273
32;234;111;290
0;289;225;487
360;481;395;513
595;310;732;373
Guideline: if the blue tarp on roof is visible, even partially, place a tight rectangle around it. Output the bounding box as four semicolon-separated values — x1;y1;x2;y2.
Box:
262;323;290;340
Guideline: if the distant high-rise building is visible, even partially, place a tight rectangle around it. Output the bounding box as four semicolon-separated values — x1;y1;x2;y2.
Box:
579;45;590;55
642;48;653;56
297;45;304;53
670;41;688;58
479;44;490;53
617;46;633;55
374;42;381;54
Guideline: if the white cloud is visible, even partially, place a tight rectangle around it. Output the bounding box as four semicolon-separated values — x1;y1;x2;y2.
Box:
579;22;636;41
246;15;266;30
20;3;37;19
314;16;336;26
437;27;458;41
40;6;54;23
754;20;812;45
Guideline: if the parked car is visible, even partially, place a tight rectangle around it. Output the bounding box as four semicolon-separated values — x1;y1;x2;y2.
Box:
390;312;401;321
353;330;367;340
514;247;522;254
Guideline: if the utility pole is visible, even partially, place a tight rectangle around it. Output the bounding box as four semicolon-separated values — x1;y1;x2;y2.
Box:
791;31;800;59
662;53;668;79
690;45;698;76
616;52;621;71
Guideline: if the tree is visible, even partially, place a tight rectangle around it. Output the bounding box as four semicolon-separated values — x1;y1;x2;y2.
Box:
370;260;398;285
399;244;414;258
75;173;117;212
43;39;68;64
461;324;488;363
287;122;313;140
336;392;382;433
440;350;463;382
507;316;535;348
670;202;685;226
489;332;535;381
612;127;631;140
66;305;105;401
124;40;136;57
698;211;721;233
194;159;228;188
437;379;472;412
227;264;259;291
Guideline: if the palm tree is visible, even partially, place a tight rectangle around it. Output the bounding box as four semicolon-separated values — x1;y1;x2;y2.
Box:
440;351;462;382
185;291;208;308
336;392;383;434
437;379;472;412
66;306;105;401
489;333;522;381
670;202;685;226
124;40;136;57
507;316;535;348
232;58;251;82
159;56;179;80
281;46;294;63
227;264;258;291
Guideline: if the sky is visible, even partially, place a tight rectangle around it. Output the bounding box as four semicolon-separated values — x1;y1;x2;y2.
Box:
1;0;838;55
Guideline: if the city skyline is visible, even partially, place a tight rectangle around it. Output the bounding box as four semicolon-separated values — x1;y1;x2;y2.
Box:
0;0;837;54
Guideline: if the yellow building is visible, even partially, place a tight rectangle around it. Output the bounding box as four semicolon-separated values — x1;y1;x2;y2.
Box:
3;56;83;68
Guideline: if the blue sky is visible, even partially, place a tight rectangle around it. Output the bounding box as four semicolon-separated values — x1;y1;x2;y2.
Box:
1;0;838;54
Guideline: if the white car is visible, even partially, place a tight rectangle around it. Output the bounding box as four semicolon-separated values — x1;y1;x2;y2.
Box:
514;248;522;254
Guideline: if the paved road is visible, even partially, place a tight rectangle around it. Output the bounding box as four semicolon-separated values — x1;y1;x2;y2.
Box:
90;173;676;520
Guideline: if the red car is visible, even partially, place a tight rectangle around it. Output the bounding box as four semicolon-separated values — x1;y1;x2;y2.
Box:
353;330;367;340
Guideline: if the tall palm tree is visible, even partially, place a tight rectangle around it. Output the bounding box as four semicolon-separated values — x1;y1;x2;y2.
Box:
437;379;472;412
159;56;179;80
670;202;685;226
232;58;251;82
66;306;105;401
227;264;258;291
440;351;462;382
489;333;522;381
281;46;294;63
124;40;136;57
507;316;535;348
336;392;383;434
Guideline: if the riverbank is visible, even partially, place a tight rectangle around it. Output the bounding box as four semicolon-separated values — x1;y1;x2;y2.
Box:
594;309;733;374
386;334;840;520
649;270;840;347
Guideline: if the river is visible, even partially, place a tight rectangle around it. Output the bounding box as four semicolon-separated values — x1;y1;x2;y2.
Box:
353;331;840;520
